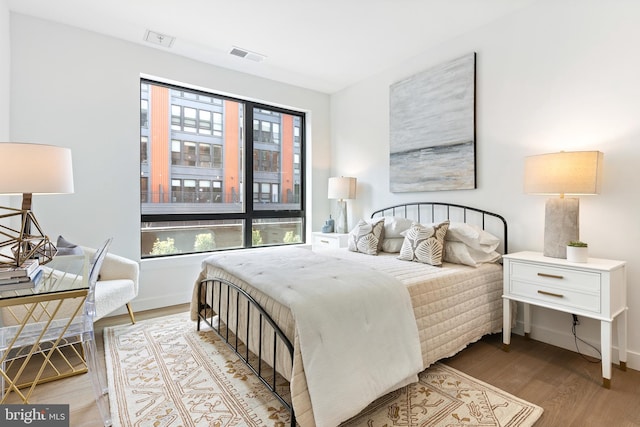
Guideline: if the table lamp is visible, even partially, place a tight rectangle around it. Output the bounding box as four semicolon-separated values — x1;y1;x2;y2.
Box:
0;142;74;267
328;176;357;234
524;150;603;258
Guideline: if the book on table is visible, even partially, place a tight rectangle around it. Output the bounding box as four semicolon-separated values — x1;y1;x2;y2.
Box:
0;259;40;279
0;266;44;291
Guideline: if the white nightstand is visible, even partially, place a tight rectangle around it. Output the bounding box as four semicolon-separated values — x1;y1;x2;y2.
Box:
502;251;627;388
311;232;349;250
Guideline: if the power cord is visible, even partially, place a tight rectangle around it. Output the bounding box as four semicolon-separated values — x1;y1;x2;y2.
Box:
571;314;601;363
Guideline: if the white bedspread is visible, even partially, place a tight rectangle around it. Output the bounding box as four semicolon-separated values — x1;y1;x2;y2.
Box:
202;246;422;427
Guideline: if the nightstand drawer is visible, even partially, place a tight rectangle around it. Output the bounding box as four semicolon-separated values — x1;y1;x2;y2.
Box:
510;279;601;313
312;232;349;250
511;262;601;293
509;261;601;312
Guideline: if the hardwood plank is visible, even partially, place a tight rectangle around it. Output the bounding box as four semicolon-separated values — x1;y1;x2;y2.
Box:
444;333;640;427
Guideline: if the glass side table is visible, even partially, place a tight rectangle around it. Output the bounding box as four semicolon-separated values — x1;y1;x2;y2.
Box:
0;254;90;403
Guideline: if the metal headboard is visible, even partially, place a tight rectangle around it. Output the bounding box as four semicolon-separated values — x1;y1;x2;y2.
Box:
370;202;508;254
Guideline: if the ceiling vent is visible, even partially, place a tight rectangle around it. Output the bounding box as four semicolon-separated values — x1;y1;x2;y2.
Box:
229;46;266;63
144;30;175;48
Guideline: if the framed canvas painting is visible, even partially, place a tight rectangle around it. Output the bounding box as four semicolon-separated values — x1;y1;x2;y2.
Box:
389;52;476;192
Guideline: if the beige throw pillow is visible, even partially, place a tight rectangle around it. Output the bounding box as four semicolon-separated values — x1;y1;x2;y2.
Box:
348;218;385;255
398;221;450;266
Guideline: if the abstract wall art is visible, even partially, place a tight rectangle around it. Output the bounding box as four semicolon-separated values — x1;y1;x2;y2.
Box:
389;52;476;192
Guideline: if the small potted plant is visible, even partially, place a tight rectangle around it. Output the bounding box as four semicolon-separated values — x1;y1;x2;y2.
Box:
567;241;588;263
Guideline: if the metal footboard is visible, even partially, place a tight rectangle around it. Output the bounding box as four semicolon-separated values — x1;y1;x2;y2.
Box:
197;277;295;427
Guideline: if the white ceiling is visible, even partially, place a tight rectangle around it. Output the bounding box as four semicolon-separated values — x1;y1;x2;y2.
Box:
7;0;536;94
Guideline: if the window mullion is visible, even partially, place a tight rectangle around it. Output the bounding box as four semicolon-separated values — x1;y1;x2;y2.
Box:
244;103;255;248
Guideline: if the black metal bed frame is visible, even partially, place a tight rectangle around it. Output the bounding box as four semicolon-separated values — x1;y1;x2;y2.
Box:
196;202;508;427
371;202;508;254
197;277;296;426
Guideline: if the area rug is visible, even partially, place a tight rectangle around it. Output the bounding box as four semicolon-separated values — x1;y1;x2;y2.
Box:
104;312;543;427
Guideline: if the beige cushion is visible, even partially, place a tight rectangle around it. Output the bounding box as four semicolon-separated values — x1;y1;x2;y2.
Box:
398;221;450;266
348;218;385;255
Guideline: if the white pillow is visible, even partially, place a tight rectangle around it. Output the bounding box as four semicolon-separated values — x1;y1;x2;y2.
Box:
397;221;449;266
383;216;415;238
446;222;500;253
444;241;502;267
348;218;385;255
380;217;414;253
382;237;404;253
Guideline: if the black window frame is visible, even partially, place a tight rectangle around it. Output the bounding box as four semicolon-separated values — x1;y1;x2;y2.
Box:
140;78;306;258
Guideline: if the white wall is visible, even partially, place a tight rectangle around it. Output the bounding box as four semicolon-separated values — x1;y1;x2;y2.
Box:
0;0;9;140
9;14;331;315
331;0;640;369
0;0;10;212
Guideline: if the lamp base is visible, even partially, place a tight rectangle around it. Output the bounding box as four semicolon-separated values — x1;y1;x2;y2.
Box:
543;198;579;259
335;200;348;234
0;206;57;267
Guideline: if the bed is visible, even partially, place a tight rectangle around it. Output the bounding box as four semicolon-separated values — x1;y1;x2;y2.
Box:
191;202;509;427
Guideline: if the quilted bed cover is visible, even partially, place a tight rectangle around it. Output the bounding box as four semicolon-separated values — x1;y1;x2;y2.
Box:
190;246;504;427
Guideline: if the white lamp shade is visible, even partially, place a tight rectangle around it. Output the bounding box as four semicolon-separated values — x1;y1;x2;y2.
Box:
524;151;603;196
328;176;357;200
0;142;74;195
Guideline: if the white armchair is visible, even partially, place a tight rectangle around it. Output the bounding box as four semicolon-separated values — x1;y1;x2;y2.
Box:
82;246;139;323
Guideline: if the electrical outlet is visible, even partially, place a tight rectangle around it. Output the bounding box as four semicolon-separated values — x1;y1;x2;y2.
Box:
572;314;579;325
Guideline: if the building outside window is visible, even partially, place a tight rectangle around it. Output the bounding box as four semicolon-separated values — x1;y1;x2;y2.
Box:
140;80;305;257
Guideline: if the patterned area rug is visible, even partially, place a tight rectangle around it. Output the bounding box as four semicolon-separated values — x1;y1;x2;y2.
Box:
104;312;543;427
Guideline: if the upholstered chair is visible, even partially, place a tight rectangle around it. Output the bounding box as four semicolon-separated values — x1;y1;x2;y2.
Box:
81;246;139;323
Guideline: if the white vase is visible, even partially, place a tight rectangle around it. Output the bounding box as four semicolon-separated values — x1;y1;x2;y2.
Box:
566;246;588;263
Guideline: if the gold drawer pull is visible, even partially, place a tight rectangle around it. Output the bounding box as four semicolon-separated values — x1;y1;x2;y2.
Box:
538;290;564;298
537;272;564;279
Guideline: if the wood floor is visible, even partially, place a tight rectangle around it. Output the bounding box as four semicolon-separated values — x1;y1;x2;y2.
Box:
7;304;640;427
444;333;640;427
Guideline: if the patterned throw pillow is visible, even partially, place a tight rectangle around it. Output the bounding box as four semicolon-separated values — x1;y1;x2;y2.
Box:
348;218;385;255
398;221;450;266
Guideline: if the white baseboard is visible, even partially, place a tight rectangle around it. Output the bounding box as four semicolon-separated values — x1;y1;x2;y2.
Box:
512;319;640;372
102;291;191;319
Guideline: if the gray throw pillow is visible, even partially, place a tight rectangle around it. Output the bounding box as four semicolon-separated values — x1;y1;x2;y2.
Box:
56;235;84;256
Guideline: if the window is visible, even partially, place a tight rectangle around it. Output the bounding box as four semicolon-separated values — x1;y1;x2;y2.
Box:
294;125;300;144
140;136;148;164
199;110;212;135
213;112;223;137
140;177;149;203
212;145;222;169
140;79;305;257
140;83;149;127
183;107;197;133
253;119;281;144
140;100;148;127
